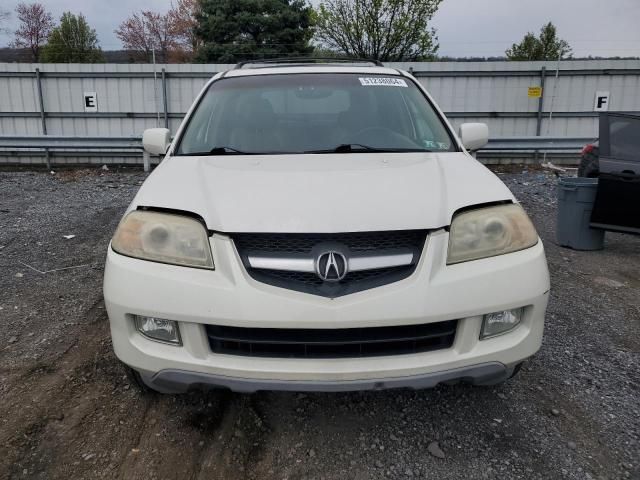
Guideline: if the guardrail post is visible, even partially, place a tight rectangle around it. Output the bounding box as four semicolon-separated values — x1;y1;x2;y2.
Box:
143;151;150;172
35;68;50;170
536;67;546;136
161;68;168;129
534;67;547;162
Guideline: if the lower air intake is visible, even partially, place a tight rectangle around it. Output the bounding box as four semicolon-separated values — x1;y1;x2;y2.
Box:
206;320;457;358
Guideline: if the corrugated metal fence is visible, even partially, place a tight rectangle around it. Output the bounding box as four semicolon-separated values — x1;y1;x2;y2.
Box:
1;60;639;164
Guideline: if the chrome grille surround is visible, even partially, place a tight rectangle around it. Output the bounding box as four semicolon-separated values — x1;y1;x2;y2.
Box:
232;231;428;297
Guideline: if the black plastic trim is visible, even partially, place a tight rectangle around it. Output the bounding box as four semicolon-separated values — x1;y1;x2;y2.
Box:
140;362;512;393
136;206;213;235
205;319;457;358
234;57;384;68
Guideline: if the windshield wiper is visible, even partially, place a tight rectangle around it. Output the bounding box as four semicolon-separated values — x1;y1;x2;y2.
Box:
305;144;432;154
180;146;254;156
208;146;251;155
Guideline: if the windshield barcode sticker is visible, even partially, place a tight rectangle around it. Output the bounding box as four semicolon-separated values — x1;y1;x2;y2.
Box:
359;77;408;87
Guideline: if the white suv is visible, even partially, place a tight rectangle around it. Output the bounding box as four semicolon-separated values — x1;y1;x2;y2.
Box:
103;60;550;394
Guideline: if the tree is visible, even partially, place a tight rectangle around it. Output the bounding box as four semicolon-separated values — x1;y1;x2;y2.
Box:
506;22;572;61
115;12;155;61
314;0;441;61
11;2;54;61
140;11;174;62
41;12;104;63
116;12;171;62
168;0;202;55
116;1;200;63
195;0;314;63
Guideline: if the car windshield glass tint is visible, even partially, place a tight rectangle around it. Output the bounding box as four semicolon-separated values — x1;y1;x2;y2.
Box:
176;73;456;155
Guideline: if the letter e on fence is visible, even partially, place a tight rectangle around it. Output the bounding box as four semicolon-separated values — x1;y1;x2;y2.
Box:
84;92;98;113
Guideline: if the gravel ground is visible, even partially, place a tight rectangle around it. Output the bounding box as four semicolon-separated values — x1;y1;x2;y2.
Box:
0;166;638;480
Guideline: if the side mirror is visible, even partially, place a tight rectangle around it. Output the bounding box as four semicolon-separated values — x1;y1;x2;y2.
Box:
459;123;489;151
142;128;171;155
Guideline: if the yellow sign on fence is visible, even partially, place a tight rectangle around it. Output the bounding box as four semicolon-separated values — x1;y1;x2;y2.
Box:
528;86;543;98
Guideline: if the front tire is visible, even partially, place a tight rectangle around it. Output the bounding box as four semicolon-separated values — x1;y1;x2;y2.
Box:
473;362;523;387
123;363;158;394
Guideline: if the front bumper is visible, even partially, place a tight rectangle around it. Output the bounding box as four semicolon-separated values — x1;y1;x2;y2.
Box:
139;362;518;394
103;230;550;392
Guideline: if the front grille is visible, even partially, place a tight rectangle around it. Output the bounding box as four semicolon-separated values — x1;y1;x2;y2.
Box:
233;230;427;254
232;231;428;297
260;266;409;287
206;320;457;358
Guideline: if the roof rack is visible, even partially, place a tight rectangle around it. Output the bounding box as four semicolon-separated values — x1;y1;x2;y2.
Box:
234;57;384;69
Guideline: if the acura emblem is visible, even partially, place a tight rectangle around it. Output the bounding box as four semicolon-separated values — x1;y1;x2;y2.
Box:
315;251;348;282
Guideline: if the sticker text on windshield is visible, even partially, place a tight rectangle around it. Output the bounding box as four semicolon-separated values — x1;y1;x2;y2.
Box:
359;77;408;87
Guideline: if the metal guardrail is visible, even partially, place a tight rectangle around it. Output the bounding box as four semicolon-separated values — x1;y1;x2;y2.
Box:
0;135;151;171
0;135;143;149
0;135;592;170
481;137;593;151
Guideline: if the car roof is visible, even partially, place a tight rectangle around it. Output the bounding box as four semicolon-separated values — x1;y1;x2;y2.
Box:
223;65;404;78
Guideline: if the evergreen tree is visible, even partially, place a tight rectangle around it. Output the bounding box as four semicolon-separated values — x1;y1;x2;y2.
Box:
195;0;314;63
41;12;104;63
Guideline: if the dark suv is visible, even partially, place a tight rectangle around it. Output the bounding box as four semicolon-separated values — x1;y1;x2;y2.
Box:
579;113;640;178
584;112;640;235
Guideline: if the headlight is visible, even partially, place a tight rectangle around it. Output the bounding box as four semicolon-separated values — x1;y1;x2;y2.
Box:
112;210;214;269
447;204;538;264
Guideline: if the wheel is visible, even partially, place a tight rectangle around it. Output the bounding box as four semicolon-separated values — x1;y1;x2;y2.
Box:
578;146;600;178
473;362;523;387
122;363;157;394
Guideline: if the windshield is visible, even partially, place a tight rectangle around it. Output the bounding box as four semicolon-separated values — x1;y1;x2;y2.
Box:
176;73;456;155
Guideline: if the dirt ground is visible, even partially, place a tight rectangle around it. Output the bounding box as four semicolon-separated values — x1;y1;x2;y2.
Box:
0;167;638;480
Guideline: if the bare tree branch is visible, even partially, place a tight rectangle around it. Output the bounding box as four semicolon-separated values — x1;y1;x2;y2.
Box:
315;0;441;61
11;2;54;61
116;1;201;62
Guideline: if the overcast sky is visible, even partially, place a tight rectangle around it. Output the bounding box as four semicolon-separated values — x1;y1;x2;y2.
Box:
1;0;639;58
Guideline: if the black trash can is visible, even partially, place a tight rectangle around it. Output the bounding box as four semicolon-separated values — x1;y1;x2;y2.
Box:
556;177;605;250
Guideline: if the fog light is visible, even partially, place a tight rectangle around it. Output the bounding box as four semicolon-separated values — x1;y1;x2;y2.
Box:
480;308;523;339
134;315;182;345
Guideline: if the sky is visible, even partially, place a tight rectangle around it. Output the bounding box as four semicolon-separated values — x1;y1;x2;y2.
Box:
0;0;639;58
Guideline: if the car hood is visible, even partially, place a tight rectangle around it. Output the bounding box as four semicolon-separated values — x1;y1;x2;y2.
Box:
130;153;514;233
